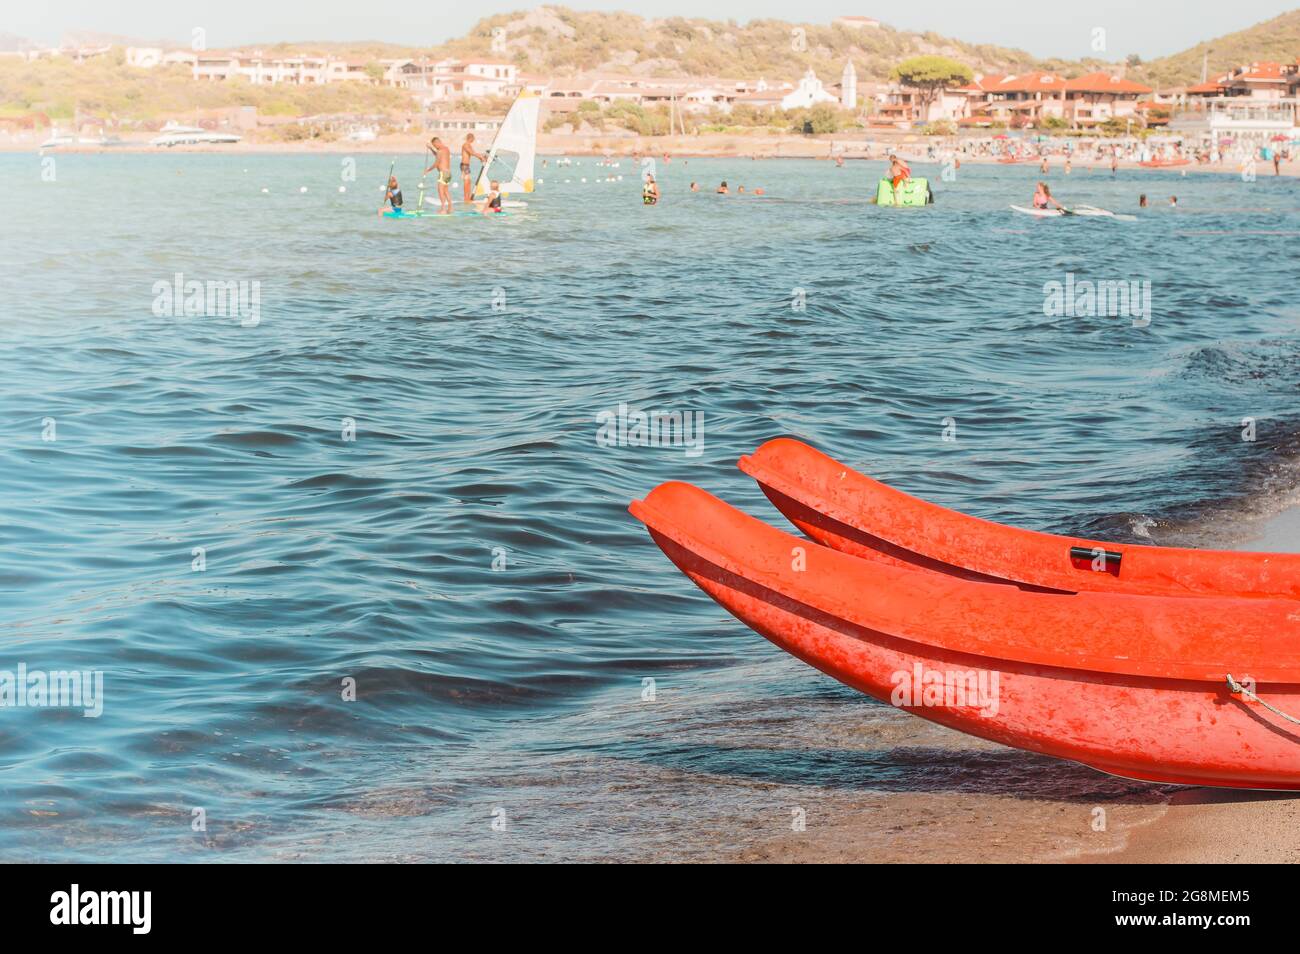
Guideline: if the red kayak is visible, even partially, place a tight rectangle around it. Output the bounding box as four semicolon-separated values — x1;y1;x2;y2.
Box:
1139;158;1191;167
630;481;1300;789
739;438;1300;600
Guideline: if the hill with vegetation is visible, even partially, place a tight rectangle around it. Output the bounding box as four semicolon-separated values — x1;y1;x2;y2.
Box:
434;6;1106;81
1128;8;1300;87
1;6;1294;124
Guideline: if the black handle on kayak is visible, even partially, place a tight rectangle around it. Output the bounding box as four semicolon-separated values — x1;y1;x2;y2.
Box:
1069;545;1123;572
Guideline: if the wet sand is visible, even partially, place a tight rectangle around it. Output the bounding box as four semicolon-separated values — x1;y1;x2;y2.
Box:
1089;505;1300;864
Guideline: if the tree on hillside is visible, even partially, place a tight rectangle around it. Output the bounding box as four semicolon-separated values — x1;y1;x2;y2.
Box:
891;55;973;117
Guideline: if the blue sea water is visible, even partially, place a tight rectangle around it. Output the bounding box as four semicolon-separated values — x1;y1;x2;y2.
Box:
0;151;1297;861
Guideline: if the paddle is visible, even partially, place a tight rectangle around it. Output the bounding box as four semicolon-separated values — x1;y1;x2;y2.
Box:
417;146;430;211
381;159;394;214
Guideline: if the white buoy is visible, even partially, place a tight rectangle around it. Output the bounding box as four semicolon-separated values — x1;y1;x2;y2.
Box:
616;175;623;181
300;186;308;193
580;177;587;183
261;187;269;193
338;186;346;192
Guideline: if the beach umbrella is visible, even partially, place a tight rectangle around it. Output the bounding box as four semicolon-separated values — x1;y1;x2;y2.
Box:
993;133;1009;139
1271;134;1287;141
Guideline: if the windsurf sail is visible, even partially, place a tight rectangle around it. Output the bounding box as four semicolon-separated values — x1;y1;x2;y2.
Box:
473;90;540;197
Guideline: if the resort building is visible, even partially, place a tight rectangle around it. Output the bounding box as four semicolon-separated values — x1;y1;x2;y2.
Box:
1170;61;1300;146
833;16;882;30
1062;73;1153;126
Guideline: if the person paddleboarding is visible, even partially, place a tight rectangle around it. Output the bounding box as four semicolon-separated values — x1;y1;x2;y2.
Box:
424;137;453;215
460;134;487;203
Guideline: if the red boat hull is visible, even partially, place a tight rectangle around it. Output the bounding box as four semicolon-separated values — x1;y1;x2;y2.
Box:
631;481;1300;790
739;438;1300;600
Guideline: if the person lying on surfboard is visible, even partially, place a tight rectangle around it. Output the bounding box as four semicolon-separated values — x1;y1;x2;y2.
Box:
476;179;504;215
460;134;487;203
888;154;911;200
1032;181;1064;212
378;175;403;217
423;137;453;215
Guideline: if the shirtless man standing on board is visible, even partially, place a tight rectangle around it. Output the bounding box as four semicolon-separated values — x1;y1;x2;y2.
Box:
424;137;453;214
460;134;488;202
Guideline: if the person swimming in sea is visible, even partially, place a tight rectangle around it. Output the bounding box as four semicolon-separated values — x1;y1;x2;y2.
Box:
1032;181;1064;211
1169;195;1178;207
717;181;729;194
477;179;504;215
689;181;699;192
423;137;453;214
1139;193;1148;208
888;154;911;201
378;174;402;217
642;172;660;206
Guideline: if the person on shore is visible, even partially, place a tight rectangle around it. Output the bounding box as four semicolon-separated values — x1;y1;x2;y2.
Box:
1275;152;1283;176
378;174;403;217
642;172;660;206
423;137;453;214
1139;193;1148;208
717;181;729;194
888;154;911;201
1110;154;1119;176
1064;157;1072;175
477;179;504;215
1039;156;1049;174
460;134;487;202
1032;181;1064;212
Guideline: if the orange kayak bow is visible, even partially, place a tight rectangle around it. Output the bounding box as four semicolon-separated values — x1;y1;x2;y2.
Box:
630;481;1300;789
739;438;1300;600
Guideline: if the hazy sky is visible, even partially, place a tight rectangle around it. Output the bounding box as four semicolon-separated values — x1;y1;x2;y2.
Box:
13;0;1298;59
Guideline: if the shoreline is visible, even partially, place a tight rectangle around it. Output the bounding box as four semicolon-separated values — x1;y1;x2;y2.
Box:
1079;503;1300;864
5;133;1297;178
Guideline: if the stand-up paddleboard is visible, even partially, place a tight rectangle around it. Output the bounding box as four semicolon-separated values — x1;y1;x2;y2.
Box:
1010;205;1064;217
382;209;509;219
1010;204;1135;221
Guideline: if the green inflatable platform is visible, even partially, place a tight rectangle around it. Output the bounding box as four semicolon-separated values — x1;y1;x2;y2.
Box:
875;177;933;207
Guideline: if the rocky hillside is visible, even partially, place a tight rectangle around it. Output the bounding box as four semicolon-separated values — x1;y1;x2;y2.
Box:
432;6;1110;82
1129;9;1300;87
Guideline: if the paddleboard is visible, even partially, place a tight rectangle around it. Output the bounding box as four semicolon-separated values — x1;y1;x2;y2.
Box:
382;209;509;219
1010;205;1064;217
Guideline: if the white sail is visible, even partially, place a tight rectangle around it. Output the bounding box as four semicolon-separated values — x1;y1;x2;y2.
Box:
474;90;540;197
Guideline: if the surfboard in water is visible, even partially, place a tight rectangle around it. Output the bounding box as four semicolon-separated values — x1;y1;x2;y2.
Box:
473;91;540;199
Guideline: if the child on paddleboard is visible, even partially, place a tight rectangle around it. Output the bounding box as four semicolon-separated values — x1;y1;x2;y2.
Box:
477;179;504;215
378;175;403;217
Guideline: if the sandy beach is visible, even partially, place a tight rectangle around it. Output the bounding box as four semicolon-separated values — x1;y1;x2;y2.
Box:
6;131;1298;179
